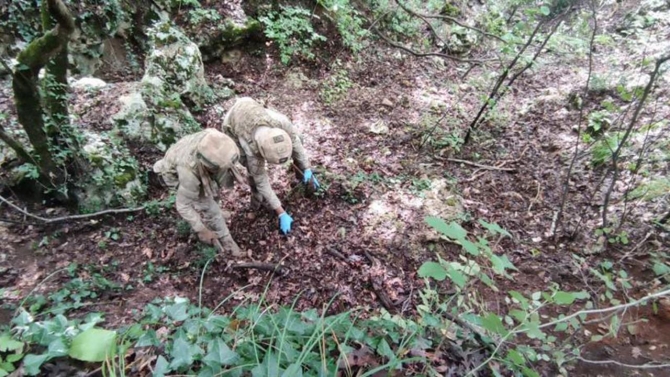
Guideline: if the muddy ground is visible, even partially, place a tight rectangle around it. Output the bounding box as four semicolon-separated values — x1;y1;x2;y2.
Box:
2;10;670;376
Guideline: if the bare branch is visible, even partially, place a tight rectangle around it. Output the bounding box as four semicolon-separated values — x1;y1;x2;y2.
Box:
0;123;33;163
395;0;506;43
0;194;145;224
554;1;598;240
435;156;517;172
601;52;670;226
372;25;493;64
577;357;670;370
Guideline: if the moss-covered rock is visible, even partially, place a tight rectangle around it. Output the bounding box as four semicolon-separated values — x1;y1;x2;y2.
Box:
77;130;146;211
112;21;218;151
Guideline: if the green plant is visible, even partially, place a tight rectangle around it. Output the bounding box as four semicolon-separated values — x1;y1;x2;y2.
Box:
259;6;327;64
317;0;369;52
143;262;168;283
595;227;629;245
319;59;353;104
586;110;611;136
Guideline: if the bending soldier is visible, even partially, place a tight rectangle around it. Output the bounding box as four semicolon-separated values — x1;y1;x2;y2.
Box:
153;128;244;256
222;97;320;235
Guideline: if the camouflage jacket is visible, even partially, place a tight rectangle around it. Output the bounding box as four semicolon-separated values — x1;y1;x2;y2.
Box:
223;97;312;210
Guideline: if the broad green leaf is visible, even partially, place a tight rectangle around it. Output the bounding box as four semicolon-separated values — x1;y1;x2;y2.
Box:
478;220;511;237
22;354;49;376
418;262;447;281
47;338;68;357
509;291;529;310
506;349;525;365
203;339;238;367
376;339;396;360
0;369;9;377
0;334;23;352
481;313;508;336
540;6;550;15
425;217;467;240
554;291;578;305
447;268;467;288
554;322;569;332
153;355;170;377
461;239;480;256
281;363;303;377
136;330;159;347
509;309;526;323
652;262;670;276
531;291;542;301
69;328;117;362
169;337;199;370
165;302;189;322
490;254;517;276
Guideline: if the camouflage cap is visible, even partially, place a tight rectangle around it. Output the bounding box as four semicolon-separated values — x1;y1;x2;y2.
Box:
254;126;292;164
196;130;240;170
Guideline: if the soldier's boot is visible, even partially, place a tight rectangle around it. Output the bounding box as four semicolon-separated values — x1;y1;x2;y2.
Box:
220;235;244;257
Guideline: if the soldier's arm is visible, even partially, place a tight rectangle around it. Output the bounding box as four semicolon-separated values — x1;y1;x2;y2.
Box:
267;109;312;172
175;166;207;232
248;155;283;212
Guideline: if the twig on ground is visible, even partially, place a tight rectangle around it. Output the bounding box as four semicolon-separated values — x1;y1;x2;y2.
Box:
435;156;517;172
230;262;284;273
325;247;348;262
577;357;670;370
0;194;145;224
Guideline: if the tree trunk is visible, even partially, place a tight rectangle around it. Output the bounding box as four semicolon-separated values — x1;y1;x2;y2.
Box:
11;0;75;186
41;0;70;136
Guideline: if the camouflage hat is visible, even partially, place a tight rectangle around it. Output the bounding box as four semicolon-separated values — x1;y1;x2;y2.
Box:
196;130;240;170
254;126;292;164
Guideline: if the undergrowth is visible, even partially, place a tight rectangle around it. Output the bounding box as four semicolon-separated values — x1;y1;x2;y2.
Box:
1;217;667;376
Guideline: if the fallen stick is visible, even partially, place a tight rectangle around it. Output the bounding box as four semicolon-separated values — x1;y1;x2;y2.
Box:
230;262;284;273
0;194;144;224
325;246;348;262
435;157;517;172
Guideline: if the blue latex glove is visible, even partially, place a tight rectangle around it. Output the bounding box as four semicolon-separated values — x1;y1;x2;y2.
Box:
303;169;320;190
279;212;293;234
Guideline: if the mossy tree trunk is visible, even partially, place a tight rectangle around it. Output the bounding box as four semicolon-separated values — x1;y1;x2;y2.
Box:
41;0;70;136
11;0;75;189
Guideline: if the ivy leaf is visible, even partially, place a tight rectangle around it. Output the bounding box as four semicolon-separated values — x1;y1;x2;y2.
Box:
0;334;24;352
164;302;189;322
169;337;199;370
203;339;238;368
47;338;68;357
23;354;50;376
153;355;171;377
481;313;508;336
425;217;467;240
69;328;117;362
506;349;525;365
418;262;447;281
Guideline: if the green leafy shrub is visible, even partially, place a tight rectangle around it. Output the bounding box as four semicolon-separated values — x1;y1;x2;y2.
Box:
259;6;327;64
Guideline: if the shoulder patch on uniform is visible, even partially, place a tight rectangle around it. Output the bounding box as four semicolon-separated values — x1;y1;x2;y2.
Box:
273;135;285;143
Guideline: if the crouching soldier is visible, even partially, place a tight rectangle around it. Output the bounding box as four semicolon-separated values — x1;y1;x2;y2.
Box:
222;97;320;235
153;128;244;256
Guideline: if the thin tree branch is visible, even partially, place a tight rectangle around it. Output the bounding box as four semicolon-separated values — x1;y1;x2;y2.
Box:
395;0;506;43
435;156;517;172
395;1;446;47
577;357;670;370
0;123;33;163
372;25;493;64
601;53;670;227
462;19;545;144
0;194;145;224
555;1;598;240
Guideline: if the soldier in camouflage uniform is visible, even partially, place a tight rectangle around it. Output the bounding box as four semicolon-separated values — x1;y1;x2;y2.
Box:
153;128;244;256
222;97;320;234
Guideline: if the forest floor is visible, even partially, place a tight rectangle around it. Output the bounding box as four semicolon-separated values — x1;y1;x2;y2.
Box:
2;9;670;377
